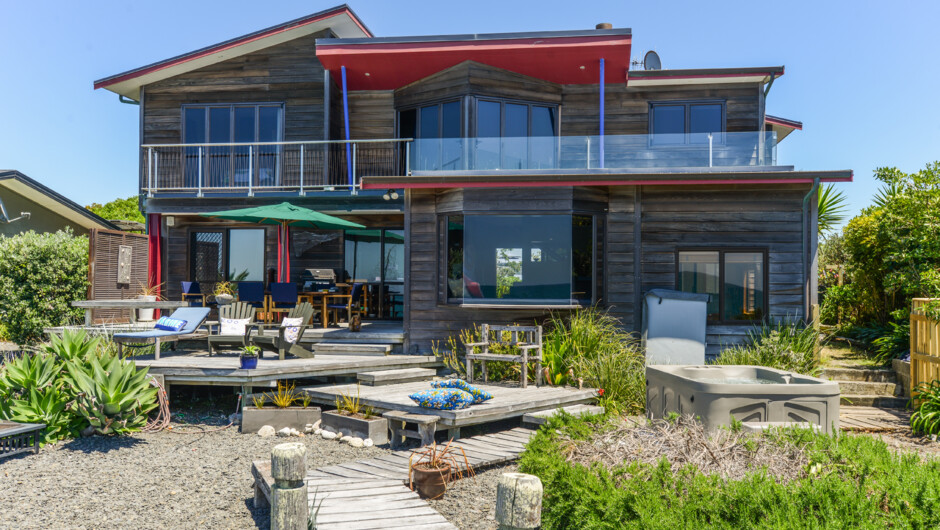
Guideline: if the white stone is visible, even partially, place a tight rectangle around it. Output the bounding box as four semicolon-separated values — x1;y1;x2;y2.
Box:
363;438;374;448
304;424;315;433
314;429;322;436
277;427;293;438
321;430;337;440
257;425;276;437
312;419;322;429
290;428;301;437
346;437;364;448
339;435;352;443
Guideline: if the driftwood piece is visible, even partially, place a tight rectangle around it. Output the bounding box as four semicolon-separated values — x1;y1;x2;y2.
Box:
271;442;308;530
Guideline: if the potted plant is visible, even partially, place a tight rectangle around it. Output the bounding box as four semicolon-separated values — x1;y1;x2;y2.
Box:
240;381;321;433
239;345;261;370
409;440;473;499
213;281;236;306
136;282;163;322
321;384;388;445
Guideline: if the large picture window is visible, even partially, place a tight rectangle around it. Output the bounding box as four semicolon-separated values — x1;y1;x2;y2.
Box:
677;249;766;322
190;228;266;287
182;103;284;187
399;100;462;171
446;214;594;306
650;101;724;145
474;98;558;170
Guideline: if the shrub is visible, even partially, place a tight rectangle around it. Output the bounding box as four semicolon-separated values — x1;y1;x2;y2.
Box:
0;229;89;344
910;380;940;435
714;320;822;376
519;414;940;529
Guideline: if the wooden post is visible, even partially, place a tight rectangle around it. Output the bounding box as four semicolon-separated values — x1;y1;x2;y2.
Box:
495;472;542;530
270;442;308;530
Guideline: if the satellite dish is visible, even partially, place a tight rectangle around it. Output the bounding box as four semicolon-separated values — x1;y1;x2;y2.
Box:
643;50;662;71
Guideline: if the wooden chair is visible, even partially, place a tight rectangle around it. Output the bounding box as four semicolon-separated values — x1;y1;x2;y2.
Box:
464;324;543;388
326;282;366;325
237;281;267;321
266;282;298;323
206;302;256;355
247;302;316;360
181;281;207;307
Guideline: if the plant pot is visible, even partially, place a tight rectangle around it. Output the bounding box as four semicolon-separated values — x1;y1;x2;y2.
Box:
411;463;451;499
137;295;157;321
322;410;388;445
240;356;258;369
241;406;321;433
215;294;234;306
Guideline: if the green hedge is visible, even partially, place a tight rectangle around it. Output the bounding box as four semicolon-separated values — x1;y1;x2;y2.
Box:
519;415;940;529
0;230;89;344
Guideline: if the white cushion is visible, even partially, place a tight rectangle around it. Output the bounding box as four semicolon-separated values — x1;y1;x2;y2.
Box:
281;317;304;344
220;317;251;335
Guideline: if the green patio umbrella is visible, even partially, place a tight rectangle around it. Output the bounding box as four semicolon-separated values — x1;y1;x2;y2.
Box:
200;202;365;282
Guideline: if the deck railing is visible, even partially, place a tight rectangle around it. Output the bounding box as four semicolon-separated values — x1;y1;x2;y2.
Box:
141;139;411;196
409;131;778;173
911;298;940;398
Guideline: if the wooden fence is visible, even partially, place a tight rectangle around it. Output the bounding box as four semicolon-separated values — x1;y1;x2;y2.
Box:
910;298;940;394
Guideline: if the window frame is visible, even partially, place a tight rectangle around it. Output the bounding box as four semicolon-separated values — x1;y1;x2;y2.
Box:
441;212;598;308
188;226;268;284
675;247;768;325
648;100;727;146
181;102;285;144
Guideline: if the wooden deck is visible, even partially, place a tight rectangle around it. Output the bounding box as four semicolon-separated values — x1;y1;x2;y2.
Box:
300;381;597;428
840;407;911;432
134;351;441;387
252;427;536;529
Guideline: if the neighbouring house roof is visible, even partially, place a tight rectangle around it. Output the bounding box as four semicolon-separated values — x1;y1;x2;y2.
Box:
361;169;853;190
0;170;118;231
315;28;633;90
94;4;372;99
626;66;784;87
765;114;803;142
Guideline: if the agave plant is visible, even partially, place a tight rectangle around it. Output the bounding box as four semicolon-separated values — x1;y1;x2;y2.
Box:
6;386;77;446
0;352;60;397
65;354;158;435
41;329;101;363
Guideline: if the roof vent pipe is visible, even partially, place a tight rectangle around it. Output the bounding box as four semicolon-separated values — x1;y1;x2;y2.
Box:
596;22;613;30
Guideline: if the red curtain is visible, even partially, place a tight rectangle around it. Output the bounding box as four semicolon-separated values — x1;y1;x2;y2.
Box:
147;213;162;315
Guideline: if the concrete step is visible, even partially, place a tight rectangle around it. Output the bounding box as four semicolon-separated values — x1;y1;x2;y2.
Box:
311;343;392;356
837;380;900;397
821;367;896;383
357;368;438;386
522;404;606;426
840;394;909;408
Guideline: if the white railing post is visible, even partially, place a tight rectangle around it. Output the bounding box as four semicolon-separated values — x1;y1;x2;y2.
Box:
147;148;153;197
197;146;203;197
405;141;411;176
351;142;358;195
708;133;713;168
586;137;592;170
248;145;254;197
299;144;305;196
154;151;160;191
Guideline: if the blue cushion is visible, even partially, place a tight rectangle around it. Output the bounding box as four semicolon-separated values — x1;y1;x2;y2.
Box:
408;389;474;410
431;379;493;404
154;316;187;332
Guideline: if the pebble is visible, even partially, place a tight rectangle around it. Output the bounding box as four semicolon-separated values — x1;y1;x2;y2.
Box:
363;438;374;448
346;437;364;448
321;430;337;440
257;425;275;437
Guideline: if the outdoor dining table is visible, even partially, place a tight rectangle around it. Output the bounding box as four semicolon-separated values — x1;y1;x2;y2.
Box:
71;300;188;325
299;291;351;328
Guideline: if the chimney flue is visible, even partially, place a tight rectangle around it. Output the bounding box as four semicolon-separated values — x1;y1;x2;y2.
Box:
596;22;613;30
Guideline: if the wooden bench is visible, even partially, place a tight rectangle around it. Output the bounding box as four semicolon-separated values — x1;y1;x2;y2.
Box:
383;411;441;448
464;324;542;388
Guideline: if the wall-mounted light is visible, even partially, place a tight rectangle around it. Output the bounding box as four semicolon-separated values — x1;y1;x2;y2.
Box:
382;189;400;201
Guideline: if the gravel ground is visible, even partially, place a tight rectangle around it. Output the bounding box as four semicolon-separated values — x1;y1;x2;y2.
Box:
428;463;518;530
0;417;390;530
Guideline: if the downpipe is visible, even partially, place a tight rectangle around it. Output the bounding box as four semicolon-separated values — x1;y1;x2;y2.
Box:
801;177;821;324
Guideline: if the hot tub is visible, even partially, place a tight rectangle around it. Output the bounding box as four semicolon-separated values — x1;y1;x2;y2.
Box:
646;365;840;433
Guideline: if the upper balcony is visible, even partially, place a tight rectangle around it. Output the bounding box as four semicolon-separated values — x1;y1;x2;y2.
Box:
140;131;778;197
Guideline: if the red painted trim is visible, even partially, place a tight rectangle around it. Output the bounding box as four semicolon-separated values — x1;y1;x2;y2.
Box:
627;72;777;86
765;116;803;130
95;7;366;90
361;175;853;190
317;35;631;55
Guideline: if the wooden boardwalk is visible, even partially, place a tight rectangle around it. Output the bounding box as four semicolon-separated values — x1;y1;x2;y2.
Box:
252;427;536;529
840;406;911;432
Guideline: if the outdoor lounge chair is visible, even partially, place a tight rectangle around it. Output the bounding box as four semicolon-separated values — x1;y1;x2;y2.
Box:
112;307;211;360
247;302;315;360
206;302;257;355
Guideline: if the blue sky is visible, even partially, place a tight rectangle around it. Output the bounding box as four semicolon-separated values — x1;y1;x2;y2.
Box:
1;0;938;224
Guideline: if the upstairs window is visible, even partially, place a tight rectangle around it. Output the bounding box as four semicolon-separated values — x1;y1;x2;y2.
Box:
399;101;462;171
650;101;724;145
475;99;557;170
677;249;766;323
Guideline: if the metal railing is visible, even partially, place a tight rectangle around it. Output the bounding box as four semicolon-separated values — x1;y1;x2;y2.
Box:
409;131;778;172
141;139;411;197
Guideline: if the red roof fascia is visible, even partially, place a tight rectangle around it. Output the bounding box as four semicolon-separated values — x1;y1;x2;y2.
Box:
94;6;370;90
317;35;632;90
361;174;853;190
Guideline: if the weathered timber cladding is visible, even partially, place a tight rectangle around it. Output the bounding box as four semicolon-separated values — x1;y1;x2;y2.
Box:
346;91;395;139
561;83;761;136
404;184;813;358
88;230;150;323
143;32;328;145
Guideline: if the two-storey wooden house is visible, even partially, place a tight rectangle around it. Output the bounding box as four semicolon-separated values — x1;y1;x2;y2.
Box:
95;4;851;357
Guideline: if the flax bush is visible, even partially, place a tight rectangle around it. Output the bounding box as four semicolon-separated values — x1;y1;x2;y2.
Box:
0;229;89;344
714;319;823;376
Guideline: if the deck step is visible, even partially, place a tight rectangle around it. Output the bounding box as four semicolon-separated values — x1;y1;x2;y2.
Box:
522;404;605;426
358;368;437;386
821;367;896;383
837;380;900;396
312;343;392;356
840;394;909;408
